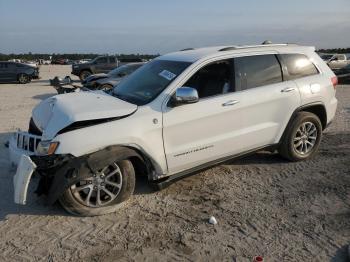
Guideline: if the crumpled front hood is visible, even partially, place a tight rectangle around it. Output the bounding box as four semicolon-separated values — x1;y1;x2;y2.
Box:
32;91;137;140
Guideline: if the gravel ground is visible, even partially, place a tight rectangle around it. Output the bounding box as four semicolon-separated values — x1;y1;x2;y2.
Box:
0;65;349;261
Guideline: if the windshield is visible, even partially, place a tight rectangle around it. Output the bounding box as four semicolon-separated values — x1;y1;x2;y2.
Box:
108;64;142;78
113;60;191;105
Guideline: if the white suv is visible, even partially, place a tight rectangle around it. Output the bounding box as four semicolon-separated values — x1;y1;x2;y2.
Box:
9;43;338;216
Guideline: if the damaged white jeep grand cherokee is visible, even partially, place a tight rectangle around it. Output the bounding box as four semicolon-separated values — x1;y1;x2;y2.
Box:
9;44;338;216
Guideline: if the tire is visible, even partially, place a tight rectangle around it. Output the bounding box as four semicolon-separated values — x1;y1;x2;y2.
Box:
279;111;322;161
79;70;92;81
18;73;30;84
59;159;135;216
100;84;113;91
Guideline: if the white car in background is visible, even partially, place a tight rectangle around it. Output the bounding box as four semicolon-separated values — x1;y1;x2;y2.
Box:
9;43;338;216
321;53;350;70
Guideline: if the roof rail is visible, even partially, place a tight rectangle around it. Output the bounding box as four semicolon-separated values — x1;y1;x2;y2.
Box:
180;48;195;51
218;43;295;52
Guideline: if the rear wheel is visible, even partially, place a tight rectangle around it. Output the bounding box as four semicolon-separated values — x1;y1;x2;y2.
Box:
79;70;92;81
279;112;322;161
59;159;135;216
18;73;30;84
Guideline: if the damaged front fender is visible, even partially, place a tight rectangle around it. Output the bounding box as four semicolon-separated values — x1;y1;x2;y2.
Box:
34;146;145;204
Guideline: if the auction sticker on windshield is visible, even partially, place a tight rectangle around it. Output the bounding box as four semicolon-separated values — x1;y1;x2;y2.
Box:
159;70;177;81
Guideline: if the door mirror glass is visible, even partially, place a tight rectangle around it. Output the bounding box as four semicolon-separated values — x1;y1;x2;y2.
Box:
171;87;199;106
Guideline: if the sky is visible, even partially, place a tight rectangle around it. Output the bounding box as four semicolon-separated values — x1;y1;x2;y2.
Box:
0;0;349;54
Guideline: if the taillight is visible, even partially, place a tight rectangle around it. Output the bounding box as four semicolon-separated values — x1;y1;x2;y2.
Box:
331;76;338;89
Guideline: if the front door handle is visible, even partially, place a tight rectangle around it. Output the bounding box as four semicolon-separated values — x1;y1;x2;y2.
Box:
222;100;239;106
281;87;296;93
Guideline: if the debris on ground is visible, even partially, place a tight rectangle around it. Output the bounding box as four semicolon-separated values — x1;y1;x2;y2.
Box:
208;216;217;225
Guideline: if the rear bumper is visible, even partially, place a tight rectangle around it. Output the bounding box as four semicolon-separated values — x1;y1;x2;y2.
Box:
327;97;338;126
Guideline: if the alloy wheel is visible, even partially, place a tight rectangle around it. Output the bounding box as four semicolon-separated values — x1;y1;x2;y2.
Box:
70;163;123;207
293;121;317;155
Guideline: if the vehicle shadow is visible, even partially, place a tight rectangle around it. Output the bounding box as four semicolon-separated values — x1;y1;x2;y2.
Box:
331;245;349;262
32;93;56;100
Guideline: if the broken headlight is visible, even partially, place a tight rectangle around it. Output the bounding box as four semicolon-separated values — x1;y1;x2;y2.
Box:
37;141;59;155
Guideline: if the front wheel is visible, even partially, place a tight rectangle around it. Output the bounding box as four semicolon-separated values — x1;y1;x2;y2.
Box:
79;70;92;81
279;112;322;161
18;73;30;84
59;159;135;216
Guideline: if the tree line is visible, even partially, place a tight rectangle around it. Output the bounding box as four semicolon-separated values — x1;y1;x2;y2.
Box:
317;48;350;54
0;52;159;61
1;47;349;61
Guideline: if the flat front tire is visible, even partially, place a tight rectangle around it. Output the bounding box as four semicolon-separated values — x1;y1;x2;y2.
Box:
279;112;322;161
59;159;135;216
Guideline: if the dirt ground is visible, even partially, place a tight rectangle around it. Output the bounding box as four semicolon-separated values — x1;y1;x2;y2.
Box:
0;65;349;261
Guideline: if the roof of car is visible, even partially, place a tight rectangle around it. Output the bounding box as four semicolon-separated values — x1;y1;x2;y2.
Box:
158;43;315;63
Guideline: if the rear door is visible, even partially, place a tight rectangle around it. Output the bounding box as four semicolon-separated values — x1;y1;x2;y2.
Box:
162;54;301;174
278;53;333;110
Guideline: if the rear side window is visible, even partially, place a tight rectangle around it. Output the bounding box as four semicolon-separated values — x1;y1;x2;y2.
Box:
234;54;282;91
109;57;116;63
280;54;319;80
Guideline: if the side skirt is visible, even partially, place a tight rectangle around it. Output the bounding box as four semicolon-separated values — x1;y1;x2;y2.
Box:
151;144;278;190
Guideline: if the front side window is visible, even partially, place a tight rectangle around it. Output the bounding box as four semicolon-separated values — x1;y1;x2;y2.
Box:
234;54;282;91
109;57;116;63
280;54;319;80
113;60;191;105
183;59;233;98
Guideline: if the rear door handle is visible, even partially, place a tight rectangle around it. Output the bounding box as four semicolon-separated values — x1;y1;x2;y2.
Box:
281;87;296;93
222;100;239;106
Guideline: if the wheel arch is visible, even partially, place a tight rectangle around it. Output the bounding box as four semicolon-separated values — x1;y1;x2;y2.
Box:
298;103;327;130
279;102;327;144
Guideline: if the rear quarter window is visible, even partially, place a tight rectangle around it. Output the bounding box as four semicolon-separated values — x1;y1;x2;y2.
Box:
280;54;319;80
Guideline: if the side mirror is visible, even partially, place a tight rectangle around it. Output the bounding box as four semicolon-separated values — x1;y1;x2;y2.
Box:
170;87;199;107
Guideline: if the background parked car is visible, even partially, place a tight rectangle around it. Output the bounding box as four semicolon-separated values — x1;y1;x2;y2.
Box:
320;53;335;62
320;54;350;70
0;61;39;84
83;62;145;90
71;55;118;81
333;63;350;83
